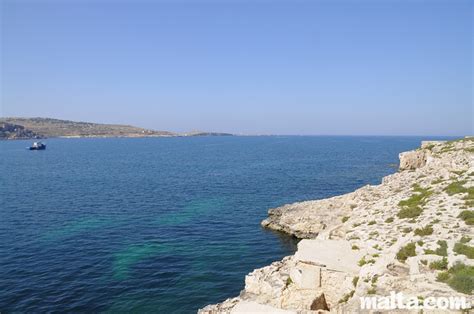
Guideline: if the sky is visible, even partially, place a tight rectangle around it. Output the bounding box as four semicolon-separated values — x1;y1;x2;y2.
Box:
1;0;472;135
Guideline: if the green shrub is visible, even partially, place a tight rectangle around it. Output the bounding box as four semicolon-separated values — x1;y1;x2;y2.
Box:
412;183;425;193
458;210;474;220
398;206;423;219
437;263;474;294
358;257;375;266
424;240;448;257
397;185;432;218
414;225;433;236
368;220;376;225
444;181;467;195
437;271;450;282
453;243;474;259
352;245;359;250
430;257;448;270
342;216;350;223
352;276;359;287
397;243;417;262
458;210;474;225
464;187;474;207
449;265;474;294
443;181;474;209
371;275;378;284
436;240;448;256
338;290;355;303
460;236;471;244
385;217;394;223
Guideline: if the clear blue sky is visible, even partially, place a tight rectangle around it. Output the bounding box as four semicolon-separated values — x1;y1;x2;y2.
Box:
1;0;472;135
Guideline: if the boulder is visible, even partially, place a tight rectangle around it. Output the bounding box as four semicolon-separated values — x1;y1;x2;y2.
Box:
399;150;427;170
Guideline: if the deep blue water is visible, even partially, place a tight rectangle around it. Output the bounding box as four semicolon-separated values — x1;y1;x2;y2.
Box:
0;136;450;312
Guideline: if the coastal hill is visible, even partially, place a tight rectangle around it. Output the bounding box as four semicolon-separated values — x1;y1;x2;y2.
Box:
0;117;232;139
201;137;474;313
0;117;174;139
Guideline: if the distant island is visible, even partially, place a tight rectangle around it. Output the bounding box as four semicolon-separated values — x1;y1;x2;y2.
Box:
0;117;233;140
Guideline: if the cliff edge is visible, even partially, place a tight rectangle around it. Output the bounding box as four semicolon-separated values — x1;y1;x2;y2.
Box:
200;137;474;313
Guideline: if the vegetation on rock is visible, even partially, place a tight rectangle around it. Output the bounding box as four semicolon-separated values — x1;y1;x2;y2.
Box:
453;242;474;259
458;210;474;225
396;243;417;262
397;184;433;218
429;257;448;270
437;263;474;294
414;225;434;236
424;240;448;257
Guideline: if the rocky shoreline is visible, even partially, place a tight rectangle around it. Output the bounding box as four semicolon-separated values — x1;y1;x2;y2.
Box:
200;138;473;313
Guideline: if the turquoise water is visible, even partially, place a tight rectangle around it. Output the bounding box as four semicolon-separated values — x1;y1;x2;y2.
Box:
0;136;448;312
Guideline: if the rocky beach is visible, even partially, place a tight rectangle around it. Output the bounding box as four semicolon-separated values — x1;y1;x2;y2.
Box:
201;137;474;313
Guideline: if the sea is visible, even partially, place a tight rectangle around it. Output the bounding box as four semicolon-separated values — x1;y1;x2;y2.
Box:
0;136;452;312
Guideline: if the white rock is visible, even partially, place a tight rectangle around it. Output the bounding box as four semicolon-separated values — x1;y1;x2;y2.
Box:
231;301;296;314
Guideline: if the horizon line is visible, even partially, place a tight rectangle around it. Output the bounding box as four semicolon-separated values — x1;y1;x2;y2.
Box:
0;115;468;138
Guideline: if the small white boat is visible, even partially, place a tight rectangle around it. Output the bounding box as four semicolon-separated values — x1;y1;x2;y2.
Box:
28;142;46;150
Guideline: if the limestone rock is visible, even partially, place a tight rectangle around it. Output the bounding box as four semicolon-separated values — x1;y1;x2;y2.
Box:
399;149;428;170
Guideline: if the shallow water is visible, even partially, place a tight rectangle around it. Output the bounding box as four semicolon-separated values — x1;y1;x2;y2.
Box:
0;136;450;312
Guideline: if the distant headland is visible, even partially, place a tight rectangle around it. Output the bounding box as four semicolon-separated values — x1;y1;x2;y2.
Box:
0;117;233;140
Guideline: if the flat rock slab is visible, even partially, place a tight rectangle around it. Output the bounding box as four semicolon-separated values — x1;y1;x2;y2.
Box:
294;239;364;274
231;301;296;314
